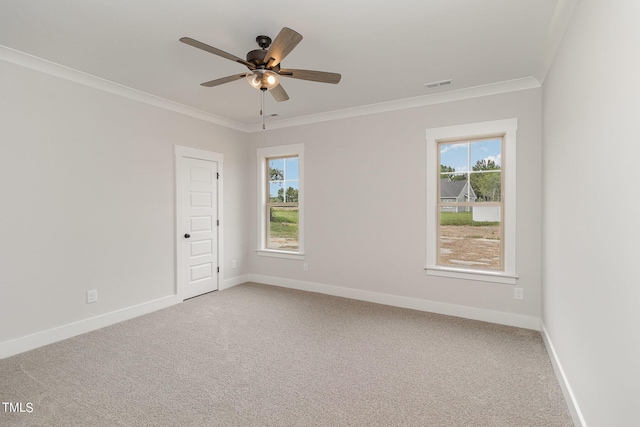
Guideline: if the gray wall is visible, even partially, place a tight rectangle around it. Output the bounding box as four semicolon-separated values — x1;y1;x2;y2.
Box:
249;88;542;323
542;0;640;425
0;59;250;344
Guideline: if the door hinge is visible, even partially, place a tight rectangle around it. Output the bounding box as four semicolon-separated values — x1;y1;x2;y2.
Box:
216;172;219;179
217;220;219;226
217;267;220;273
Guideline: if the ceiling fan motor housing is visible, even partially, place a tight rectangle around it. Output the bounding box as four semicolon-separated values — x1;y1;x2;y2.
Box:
246;49;280;71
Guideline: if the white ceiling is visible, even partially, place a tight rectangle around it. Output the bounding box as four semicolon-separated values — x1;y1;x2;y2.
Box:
0;0;563;129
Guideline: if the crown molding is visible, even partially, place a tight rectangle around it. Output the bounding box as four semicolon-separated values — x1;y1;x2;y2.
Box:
0;45;250;132
2;45;541;134
248;76;541;132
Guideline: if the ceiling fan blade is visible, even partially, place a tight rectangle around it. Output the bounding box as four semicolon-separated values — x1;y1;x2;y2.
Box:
279;69;341;84
201;74;246;87
270;84;289;102
180;37;255;70
265;27;303;68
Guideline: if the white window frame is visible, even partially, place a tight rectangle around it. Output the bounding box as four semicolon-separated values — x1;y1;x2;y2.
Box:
425;119;518;285
256;143;305;260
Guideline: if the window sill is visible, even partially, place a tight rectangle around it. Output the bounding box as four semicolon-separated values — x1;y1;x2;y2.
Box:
256;249;305;260
425;266;518;285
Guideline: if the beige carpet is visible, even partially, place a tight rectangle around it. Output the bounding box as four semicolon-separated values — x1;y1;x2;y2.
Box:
0;282;572;426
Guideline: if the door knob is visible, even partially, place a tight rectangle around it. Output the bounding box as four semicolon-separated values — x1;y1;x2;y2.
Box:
184;233;191;239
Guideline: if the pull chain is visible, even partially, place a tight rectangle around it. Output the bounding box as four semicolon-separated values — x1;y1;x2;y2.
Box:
261;88;266;130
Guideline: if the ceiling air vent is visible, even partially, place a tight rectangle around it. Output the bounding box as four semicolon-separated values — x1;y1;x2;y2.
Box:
424;79;453;89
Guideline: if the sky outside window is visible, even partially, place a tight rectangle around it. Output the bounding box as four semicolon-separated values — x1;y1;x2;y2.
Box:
269;157;299;202
440;138;501;173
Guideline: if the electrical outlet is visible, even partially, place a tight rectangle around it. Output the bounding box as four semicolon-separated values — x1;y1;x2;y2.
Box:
303;263;308;271
87;290;98;304
231;259;237;269
514;288;524;300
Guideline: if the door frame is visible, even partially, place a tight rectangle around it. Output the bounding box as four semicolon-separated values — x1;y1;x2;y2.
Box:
174;145;224;299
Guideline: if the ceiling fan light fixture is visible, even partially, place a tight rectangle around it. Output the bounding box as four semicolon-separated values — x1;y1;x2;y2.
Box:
246;69;279;90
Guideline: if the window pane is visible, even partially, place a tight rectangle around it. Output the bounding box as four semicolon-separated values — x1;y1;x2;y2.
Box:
469;139;502;202
440;142;469;177
470;170;501;202
270;181;284;201
268;206;299;250
269;158;285;180
282;182;299;203
438;206;502;270
439;177;472;201
469;139;501;167
285;157;299;180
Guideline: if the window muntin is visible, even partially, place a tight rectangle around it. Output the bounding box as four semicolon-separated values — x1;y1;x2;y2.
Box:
438;137;504;271
266;156;299;251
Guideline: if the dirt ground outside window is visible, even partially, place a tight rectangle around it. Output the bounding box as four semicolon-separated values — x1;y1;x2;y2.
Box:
439;225;501;270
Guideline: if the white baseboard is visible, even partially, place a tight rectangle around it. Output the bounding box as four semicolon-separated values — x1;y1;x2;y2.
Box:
0;295;181;360
247;274;540;330
221;274;249;291
1;275;248;359
540;321;587;427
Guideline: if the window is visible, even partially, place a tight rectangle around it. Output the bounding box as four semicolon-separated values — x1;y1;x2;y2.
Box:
439;137;503;270
267;156;299;250
256;144;304;259
426;119;517;284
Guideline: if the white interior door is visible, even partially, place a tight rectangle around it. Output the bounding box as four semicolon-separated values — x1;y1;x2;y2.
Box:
179;157;219;299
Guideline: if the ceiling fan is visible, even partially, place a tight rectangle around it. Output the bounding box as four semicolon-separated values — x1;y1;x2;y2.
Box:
179;27;341;103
